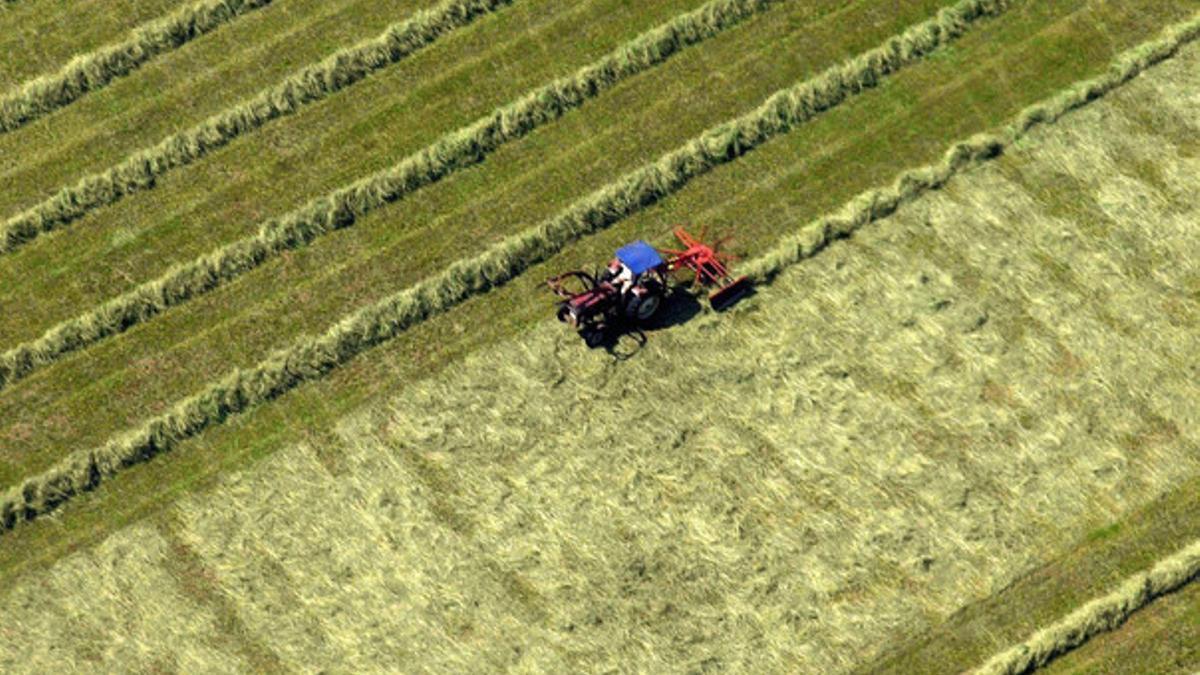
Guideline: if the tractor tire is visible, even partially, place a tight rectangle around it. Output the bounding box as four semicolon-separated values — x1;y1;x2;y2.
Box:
625;282;664;322
582;327;606;348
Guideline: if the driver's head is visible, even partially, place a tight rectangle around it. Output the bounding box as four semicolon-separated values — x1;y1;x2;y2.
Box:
607;259;622;273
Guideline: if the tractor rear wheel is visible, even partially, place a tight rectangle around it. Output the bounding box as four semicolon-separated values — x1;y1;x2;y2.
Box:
625;281;664;322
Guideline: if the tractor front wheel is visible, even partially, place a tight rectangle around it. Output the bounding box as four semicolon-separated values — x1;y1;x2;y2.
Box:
582;327;606;348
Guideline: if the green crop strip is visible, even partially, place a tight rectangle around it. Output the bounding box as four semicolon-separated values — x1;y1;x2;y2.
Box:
742;12;1200;282
0;0;516;255
0;0;1017;531
974;538;1200;674
0;0;275;133
0;0;784;392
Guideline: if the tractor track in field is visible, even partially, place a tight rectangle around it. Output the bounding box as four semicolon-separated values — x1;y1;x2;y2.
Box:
0;0;788;393
973;538;1200;674
0;0;516;256
0;0;275;134
0;0;1013;533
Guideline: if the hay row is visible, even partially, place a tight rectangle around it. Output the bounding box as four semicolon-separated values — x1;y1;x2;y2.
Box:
0;0;275;133
0;0;1010;532
972;538;1200;674
742;11;1200;282
0;0;784;392
0;0;515;255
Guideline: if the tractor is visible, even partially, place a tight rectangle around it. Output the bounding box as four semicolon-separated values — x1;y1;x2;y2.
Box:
546;227;750;346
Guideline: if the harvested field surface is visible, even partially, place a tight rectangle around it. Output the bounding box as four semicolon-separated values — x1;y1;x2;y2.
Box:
0;0;191;89
0;0;276;134
1;0;1198;671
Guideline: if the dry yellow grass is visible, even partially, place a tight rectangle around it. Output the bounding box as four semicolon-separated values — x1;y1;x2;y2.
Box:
0;523;247;672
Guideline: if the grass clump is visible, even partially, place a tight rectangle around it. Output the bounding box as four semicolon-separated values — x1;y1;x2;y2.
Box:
0;0;786;392
0;0;516;255
0;0;1018;532
0;0;274;133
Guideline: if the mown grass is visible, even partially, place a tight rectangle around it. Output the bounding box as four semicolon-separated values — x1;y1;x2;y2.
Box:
0;522;250;671
0;0;518;254
1;0;1015;528
2;40;1195;666
0;0;1191;581
0;0;448;217
1044;573;1200;674
0;0;276;134
869;474;1200;673
0;0;712;345
0;0;787;392
2;0;1176;489
0;0;891;483
0;0;187;89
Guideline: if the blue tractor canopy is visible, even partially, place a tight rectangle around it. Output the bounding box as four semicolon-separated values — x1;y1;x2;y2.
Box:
615;240;665;275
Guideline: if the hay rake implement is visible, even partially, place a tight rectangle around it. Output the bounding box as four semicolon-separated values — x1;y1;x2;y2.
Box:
547;227;750;346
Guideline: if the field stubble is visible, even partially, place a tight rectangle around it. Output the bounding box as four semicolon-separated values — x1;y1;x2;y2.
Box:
0;0;275;133
0;0;1012;529
0;0;787;392
0;20;1197;674
0;0;515;254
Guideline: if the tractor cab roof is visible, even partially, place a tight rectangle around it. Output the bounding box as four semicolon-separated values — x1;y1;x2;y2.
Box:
615;240;665;275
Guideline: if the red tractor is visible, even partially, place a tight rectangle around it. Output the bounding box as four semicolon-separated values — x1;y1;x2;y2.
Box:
547;227;750;346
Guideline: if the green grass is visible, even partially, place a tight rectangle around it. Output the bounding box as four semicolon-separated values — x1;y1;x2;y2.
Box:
0;1;1197;670
2;38;1196;666
1086;522;1122;544
0;0;922;486
0;0;188;89
0;0;1192;570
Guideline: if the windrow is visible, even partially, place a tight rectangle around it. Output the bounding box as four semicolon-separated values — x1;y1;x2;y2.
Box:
0;0;275;133
973;538;1200;675
0;0;1015;532
740;11;1200;282
0;0;786;392
0;0;516;255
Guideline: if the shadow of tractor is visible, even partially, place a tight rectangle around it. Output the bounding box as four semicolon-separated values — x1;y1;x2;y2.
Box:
583;286;704;360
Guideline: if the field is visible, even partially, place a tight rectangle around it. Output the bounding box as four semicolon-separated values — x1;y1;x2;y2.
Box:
1;0;1198;671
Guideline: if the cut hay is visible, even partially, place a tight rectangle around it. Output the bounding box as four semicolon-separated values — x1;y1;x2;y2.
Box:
744;11;1200;281
0;0;516;255
0;0;274;133
59;90;1200;670
0;0;1036;532
0;523;249;672
973;539;1200;674
2;13;1198;675
0;0;785;392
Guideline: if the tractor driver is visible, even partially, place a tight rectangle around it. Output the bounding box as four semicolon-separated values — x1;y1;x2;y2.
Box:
601;258;636;296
